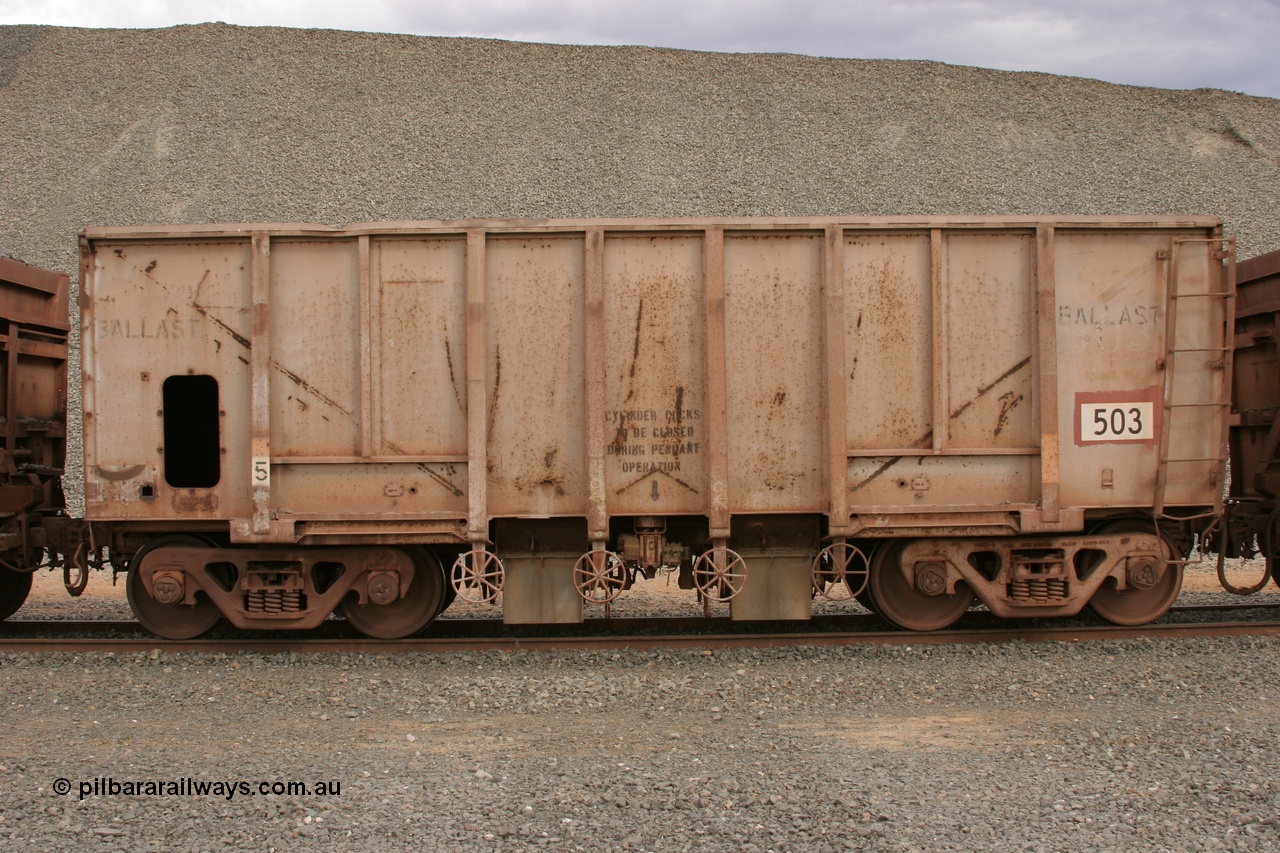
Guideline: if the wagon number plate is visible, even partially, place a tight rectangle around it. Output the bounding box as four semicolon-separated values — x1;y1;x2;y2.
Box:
1079;402;1155;442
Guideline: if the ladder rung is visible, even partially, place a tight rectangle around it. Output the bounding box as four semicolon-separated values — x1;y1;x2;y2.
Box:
1169;347;1229;354
1166;401;1228;408
1163;457;1223;463
1170;291;1232;299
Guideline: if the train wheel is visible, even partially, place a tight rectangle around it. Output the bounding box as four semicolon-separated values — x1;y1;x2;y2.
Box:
0;567;33;620
1086;521;1182;626
868;540;973;631
853;585;878;614
1266;510;1280;590
436;555;458;616
342;547;445;639
126;535;222;640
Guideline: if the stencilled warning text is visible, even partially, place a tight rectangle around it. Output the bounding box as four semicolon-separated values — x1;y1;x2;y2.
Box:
607;408;702;473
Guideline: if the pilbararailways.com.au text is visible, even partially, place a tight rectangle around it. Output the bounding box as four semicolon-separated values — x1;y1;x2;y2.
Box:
54;777;342;801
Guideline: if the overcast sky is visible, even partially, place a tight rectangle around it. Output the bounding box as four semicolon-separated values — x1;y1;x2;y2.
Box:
3;0;1278;99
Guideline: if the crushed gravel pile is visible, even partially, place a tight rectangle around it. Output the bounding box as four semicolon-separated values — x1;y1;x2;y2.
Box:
2;22;1280;276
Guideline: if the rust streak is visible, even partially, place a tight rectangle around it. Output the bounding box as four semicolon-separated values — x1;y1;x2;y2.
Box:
949;356;1032;420
417;465;465;497
270;360;354;417
993;391;1024;437
488;344;502;437
443;337;464;413
191;270;252;350
624;299;644;403
377;442;465;496
849;457;901;493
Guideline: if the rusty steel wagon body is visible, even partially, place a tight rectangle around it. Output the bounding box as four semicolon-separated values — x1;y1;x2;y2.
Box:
0;256;76;620
1222;247;1280;587
73;216;1234;638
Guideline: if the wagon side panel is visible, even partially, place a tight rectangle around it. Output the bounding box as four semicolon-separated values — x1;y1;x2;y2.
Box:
723;233;825;513
83;239;253;520
602;233;709;516
484;235;588;517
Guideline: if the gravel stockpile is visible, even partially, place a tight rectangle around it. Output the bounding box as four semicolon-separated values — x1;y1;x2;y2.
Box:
3;23;1280;274
2;639;1280;851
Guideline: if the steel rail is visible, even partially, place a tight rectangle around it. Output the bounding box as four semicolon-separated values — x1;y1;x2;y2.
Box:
2;613;1280;654
5;600;1279;636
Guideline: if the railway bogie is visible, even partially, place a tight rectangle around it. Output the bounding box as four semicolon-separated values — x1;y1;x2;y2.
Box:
116;535;453;639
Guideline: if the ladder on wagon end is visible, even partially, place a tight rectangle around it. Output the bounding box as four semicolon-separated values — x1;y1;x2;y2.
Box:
1153;237;1236;519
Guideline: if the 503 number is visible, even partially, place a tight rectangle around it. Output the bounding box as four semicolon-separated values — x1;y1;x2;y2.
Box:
1079;402;1154;442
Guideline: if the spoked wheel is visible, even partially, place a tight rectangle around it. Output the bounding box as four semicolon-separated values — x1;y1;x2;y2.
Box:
573;550;627;604
126;535;222;640
693;548;747;602
0;566;33;620
812;542;870;601
450;548;504;603
1086;521;1182;626
342;547;445;639
868;540;973;631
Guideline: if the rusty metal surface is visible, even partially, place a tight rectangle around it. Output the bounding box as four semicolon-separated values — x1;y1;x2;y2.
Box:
724;233;826;512
603;234;708;515
1230;247;1280;501
0;256;70;579
0;256;69;444
1055;231;1226;510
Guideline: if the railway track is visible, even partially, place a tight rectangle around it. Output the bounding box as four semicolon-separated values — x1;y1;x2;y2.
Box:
3;602;1279;653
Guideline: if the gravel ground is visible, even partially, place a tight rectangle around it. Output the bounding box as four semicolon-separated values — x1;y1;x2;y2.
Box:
2;637;1279;852
4;559;1278;853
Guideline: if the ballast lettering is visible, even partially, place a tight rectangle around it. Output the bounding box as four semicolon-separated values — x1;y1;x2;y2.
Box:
98;316;198;341
1057;304;1160;327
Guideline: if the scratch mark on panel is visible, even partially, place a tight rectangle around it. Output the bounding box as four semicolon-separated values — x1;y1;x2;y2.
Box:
950;356;1032;420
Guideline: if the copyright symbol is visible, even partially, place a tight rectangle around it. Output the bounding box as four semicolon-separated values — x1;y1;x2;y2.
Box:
52;778;71;796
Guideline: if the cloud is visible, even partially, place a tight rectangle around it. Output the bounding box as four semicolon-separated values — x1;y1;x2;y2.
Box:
2;0;1277;97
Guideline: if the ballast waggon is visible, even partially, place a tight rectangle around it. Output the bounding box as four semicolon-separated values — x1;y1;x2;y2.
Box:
0;216;1256;637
